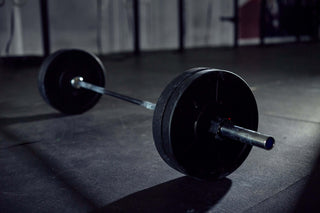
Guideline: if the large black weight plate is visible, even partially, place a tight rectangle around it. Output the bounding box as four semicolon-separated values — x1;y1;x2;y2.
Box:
153;68;258;180
38;49;105;114
153;67;209;171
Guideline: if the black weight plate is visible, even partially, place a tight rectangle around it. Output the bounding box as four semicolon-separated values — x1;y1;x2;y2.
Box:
153;68;258;180
38;49;105;114
153;67;209;172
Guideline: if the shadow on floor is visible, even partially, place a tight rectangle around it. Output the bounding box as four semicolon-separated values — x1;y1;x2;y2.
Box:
0;114;232;212
0;112;64;126
0;112;66;148
93;177;232;213
0;123;98;211
294;147;320;212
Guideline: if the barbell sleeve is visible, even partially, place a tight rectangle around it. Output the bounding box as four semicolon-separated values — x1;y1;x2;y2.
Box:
210;120;275;150
220;125;275;150
71;77;156;110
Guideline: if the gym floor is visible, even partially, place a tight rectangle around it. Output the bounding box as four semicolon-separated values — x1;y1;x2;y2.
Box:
1;43;320;212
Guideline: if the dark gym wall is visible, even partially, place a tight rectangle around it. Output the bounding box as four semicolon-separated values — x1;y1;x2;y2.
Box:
0;0;42;56
0;0;234;56
0;0;319;56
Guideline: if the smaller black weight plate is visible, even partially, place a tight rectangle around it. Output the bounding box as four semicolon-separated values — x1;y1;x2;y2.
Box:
153;68;258;180
38;49;105;114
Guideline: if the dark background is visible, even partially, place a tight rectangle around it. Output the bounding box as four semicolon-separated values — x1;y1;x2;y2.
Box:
1;0;320;212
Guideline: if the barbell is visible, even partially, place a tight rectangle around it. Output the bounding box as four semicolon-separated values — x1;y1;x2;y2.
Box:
38;49;275;180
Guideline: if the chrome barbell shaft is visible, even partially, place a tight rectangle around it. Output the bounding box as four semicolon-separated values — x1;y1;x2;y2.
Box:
71;77;156;110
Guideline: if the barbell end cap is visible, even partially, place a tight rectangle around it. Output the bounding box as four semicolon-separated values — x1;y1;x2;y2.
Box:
142;101;156;110
264;136;275;150
71;76;84;89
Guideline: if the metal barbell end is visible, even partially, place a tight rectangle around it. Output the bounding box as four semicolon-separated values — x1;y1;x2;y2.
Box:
210;120;275;150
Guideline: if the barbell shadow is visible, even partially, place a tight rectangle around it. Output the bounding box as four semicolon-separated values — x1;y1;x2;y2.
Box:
92;177;232;213
0;112;65;126
1;117;231;212
0;123;98;211
0;112;66;149
294;146;320;212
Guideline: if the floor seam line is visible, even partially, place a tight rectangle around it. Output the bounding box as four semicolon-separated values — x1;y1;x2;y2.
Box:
261;113;320;124
242;175;310;213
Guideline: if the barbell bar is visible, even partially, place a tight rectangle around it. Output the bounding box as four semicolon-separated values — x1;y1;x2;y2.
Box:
38;49;275;180
70;76;274;150
70;76;156;110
